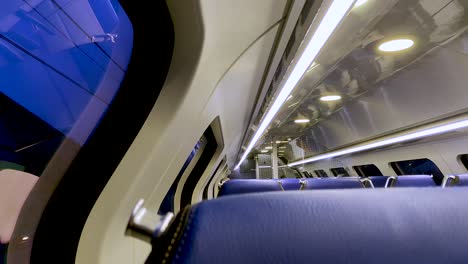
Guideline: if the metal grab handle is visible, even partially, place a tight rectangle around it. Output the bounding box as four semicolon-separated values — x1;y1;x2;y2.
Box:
360;178;374;189
385;176;397;188
126;199;174;243
299;179;307;190
442;175;456;188
277;180;285;191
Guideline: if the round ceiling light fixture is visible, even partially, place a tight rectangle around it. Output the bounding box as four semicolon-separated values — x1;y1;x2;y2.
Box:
378;39;414;52
320;95;342;101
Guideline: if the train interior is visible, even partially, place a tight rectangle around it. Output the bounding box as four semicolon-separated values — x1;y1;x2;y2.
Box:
2;0;468;263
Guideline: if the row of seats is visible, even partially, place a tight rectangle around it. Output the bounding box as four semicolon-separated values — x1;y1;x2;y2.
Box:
218;175;446;197
148;187;468;263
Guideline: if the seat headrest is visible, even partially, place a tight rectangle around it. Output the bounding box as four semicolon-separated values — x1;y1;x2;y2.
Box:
389;175;435;187
218;179;282;196
303;177;363;189
0;169;38;244
149;188;468;264
368;176;390;188
279;178;302;190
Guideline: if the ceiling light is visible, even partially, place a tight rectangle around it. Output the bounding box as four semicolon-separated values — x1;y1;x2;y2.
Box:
354;0;367;7
235;0;355;169
320;95;341;101
286;95;293;101
265;146;272;150
279;146;287;149
294;119;310;124
288;138;292;141
378;39;414;52
288;119;468;167
260;150;268;153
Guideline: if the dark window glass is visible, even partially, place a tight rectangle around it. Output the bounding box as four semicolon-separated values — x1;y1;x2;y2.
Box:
314;169;328;177
353;164;383;177
459;154;468;170
330;167;350;177
390;158;444;185
158;145;198;214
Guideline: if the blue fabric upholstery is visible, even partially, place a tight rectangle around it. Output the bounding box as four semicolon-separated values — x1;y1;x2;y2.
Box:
218;179;282;196
389;175;436;187
279;178;302;190
445;174;468;187
160;188;468;264
368;176;390;188
302;177;363;190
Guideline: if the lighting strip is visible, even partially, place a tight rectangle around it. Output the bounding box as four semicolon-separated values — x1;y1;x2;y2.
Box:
288;119;468;167
235;0;355;169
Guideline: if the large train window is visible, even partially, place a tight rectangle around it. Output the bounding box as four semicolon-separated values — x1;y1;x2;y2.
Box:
353;164;383;177
314;169;328;177
390;158;444;185
330;167;349;177
458;154;468;170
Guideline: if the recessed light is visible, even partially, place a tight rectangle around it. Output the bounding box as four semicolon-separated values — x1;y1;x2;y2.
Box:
320;95;341;101
260;150;268;153
354;0;367;7
294;119;310;124
265;146;272;150
279;146;286;149
378;39;414;52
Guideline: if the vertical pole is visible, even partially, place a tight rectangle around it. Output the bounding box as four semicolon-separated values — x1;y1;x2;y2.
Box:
255;155;260;179
272;141;279;179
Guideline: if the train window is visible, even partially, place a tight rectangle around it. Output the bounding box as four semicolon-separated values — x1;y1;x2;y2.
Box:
390;158;444;185
180;127;218;209
458;154;468;170
353;164;383;177
159;145;198;214
330;167;349;177
314;169;328;177
203;159;225;200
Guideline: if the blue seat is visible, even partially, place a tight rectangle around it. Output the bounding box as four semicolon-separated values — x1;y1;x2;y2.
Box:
147;188;468;264
368;176;390;188
386;175;436;188
218;179;282;196
279;178;302;190
302;177;364;190
443;174;468;187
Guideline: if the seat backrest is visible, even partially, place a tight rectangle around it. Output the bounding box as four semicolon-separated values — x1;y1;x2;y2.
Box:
0;169;38;244
368;176;390;188
217;179;282;196
147;188;468;264
279;178;302;190
302;177;363;190
387;175;436;188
